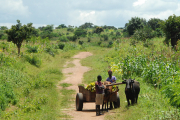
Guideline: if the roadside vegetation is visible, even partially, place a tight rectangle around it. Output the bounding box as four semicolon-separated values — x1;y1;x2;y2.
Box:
0;14;180;119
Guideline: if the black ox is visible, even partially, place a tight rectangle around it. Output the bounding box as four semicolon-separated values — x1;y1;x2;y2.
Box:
122;79;140;106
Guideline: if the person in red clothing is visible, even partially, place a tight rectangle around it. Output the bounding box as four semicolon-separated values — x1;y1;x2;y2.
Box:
95;75;104;116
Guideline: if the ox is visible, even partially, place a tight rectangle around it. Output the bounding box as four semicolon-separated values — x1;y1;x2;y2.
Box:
123;79;140;106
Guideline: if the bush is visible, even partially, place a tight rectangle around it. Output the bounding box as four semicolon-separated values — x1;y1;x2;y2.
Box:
98;41;102;46
67;35;77;41
26;45;38;53
74;29;87;37
143;40;154;48
78;41;84;45
59;36;69;42
44;47;57;57
87;37;91;42
108;41;113;48
133;27;155;42
67;28;74;32
101;34;108;41
116;31;121;36
25;54;42;67
58;43;65;50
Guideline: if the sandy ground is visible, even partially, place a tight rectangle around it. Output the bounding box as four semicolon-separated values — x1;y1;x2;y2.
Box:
57;52;105;120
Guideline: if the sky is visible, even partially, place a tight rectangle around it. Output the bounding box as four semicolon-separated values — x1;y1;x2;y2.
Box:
0;0;180;28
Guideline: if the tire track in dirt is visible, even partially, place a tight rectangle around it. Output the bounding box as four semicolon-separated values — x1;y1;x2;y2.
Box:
58;52;104;120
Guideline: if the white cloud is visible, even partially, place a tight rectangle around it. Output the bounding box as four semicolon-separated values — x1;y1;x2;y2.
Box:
68;10;105;26
0;0;29;16
133;0;146;6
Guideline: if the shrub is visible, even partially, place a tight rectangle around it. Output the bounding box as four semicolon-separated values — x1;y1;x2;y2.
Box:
133;27;155;42
67;35;77;41
25;54;42;67
110;32;114;36
78;41;84;45
87;37;91;42
59;36;69;42
74;29;87;37
58;43;65;50
67;28;74;32
26;45;38;53
98;41;102;46
101;34;108;41
116;31;121;36
108;41;113;48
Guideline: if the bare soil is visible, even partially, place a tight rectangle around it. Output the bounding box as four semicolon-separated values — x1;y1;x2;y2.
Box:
57;52;105;120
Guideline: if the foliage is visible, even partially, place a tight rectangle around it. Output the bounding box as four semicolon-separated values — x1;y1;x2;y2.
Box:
108;41;113;48
87;37;91;42
59;35;69;42
147;18;163;30
78;40;84;45
40;25;54;39
124;17;146;35
24;54;42;67
74;29;87;37
116;31;121;36
56;24;67;29
101;34;108;41
5;20;34;55
58;43;65;50
79;22;94;29
66;35;77;41
67;28;74;32
94;27;104;34
160;14;180;48
133;26;155;42
0;26;8;30
26;45;39;53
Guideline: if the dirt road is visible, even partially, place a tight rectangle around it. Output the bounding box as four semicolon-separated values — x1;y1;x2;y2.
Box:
58;52;104;120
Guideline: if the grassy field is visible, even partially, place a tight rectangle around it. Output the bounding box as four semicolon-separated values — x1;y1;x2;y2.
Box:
0;27;180;119
81;38;180;120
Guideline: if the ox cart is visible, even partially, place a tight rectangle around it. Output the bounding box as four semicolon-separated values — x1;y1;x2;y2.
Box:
76;84;121;111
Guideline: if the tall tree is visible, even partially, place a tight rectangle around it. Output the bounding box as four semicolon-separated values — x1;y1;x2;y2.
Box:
5;20;34;55
160;14;180;48
124;17;146;35
147;18;162;30
79;22;94;29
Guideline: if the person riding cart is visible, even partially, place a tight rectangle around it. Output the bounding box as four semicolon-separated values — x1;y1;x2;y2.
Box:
106;70;117;109
95;75;104;116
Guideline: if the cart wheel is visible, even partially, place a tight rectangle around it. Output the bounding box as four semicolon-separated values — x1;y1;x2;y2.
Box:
76;93;83;111
116;92;120;108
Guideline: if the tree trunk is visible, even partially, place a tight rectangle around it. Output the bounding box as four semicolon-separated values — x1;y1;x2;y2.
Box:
18;47;20;55
171;37;177;49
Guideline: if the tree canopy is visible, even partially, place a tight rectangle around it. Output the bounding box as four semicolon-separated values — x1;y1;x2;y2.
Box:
160;14;180;48
5;20;34;55
124;17;146;35
147;18;162;30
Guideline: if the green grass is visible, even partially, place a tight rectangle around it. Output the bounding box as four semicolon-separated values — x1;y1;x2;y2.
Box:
60;83;72;88
1;28;180;120
0;40;81;119
81;38;180;120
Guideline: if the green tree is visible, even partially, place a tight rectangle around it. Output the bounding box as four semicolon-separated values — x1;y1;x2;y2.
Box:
94;27;104;34
79;22;94;29
147;18;162;30
0;26;8;30
74;29;87;37
124;17;146;35
56;24;67;29
5;20;34;55
160;14;180;48
40;25;54;39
